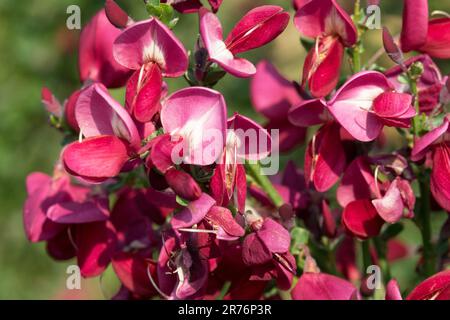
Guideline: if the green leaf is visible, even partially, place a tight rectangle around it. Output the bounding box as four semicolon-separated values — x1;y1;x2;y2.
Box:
290;227;309;254
176;195;190;206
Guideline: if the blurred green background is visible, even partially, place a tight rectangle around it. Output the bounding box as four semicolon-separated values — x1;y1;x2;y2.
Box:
0;0;449;299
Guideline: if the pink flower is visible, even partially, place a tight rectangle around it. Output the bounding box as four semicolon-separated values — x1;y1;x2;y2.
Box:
400;0;450;59
251;61;307;152
294;0;357;97
327;71;415;142
62;83;141;183
113;18;188;123
160;87;227;166
199;6;289;78
79;9;132;88
291;272;360;300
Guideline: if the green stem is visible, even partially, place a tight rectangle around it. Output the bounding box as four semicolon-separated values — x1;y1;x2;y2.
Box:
351;0;362;73
373;237;391;283
245;161;284;208
410;78;420;137
417;174;435;277
216;281;231;300
361;240;372;271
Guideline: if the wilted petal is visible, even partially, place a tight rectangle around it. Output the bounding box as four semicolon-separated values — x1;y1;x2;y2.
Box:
41;87;62;117
79;10;132;88
251;61;302;121
400;0;428;52
225;6;289;55
327;71;389;141
161;87;227;165
292;272;359;300
75;83;140;147
171;193;216;229
342;199;384;239
62;135;130;183
113;18;188;77
322;200;337;238
382;27;404;65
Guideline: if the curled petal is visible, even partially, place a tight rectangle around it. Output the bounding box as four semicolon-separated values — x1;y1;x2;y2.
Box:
205;206;244;238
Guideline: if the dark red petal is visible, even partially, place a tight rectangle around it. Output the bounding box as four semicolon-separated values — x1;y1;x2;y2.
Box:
165;168;202;201
242;233;272;266
342;199;384;239
407;270;450;300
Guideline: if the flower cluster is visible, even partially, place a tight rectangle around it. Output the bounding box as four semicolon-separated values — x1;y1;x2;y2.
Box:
25;0;450;300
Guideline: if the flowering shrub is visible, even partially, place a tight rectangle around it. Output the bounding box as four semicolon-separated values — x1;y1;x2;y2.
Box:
24;0;450;300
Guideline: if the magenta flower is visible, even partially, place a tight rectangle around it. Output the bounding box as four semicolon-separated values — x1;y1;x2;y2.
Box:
294;0;357;97
385;55;446;114
292;272;359;300
79;9;132;88
160;87;227;166
327;71;415;142
412;116;450;211
210;113;271;212
199;6;289;78
251;61;307;152
400;0;450;59
62;83;141;183
113;18;188;123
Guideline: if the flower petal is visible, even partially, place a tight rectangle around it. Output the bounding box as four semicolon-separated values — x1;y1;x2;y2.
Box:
420;18;450;59
327;71;389;141
430;143;450;212
289;98;328;127
113;18;188;77
292;272;358;300
161;87;227;165
171;193;216;229
62;135;130;183
257;218;290;253
411;117;449;161
400;0;428;52
372;179;404;224
342;199;384;239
